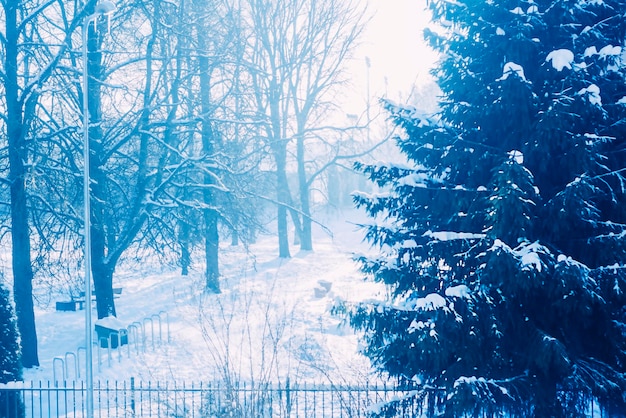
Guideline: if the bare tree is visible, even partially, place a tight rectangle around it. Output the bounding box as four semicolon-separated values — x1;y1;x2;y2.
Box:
289;0;366;250
182;0;268;292
69;0;192;317
0;0;91;368
135;0;265;292
0;0;365;338
193;0;225;292
1;0;41;368
244;0;366;256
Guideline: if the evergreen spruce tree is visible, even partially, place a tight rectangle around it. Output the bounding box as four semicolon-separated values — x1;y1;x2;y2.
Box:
0;283;23;417
348;0;626;416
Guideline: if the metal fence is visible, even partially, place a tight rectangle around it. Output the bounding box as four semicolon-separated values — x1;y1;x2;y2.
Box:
0;379;422;417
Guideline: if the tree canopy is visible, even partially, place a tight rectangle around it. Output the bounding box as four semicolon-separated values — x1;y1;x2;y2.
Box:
348;0;626;416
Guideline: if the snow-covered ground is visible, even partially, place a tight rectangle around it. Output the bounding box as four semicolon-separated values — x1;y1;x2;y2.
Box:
23;209;383;387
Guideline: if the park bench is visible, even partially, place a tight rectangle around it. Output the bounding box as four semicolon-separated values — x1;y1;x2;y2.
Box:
55;287;123;311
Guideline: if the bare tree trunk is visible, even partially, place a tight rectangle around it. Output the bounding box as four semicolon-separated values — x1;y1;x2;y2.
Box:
179;218;191;276
274;144;292;258
230;212;240;246
246;0;365;256
197;2;221;292
163;19;189;276
5;1;39;368
296;133;313;251
90;152;117;318
286;193;303;247
203;206;220;293
327;163;340;207
91;261;116;319
86;12;117;318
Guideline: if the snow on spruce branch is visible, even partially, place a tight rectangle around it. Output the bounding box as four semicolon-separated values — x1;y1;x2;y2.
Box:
424;230;486;241
546;49;574;71
489;239;549;272
496;62;527;82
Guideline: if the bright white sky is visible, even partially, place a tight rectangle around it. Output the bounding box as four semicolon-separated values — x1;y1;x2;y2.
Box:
344;0;438;115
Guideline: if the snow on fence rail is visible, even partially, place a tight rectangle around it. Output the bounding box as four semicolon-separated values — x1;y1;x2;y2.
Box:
0;379;424;417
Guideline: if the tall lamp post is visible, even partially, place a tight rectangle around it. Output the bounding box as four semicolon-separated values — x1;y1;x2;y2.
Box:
82;2;116;416
365;56;371;143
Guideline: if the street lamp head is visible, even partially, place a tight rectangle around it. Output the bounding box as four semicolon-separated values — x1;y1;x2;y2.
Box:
95;0;117;15
87;1;116;35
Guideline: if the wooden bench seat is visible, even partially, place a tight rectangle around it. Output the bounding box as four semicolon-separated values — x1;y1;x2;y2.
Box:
56;287;122;311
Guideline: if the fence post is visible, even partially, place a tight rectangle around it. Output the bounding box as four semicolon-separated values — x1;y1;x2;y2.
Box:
285;377;291;416
130;377;135;414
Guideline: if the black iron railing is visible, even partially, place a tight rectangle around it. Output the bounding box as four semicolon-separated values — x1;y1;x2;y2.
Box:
0;379;422;417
